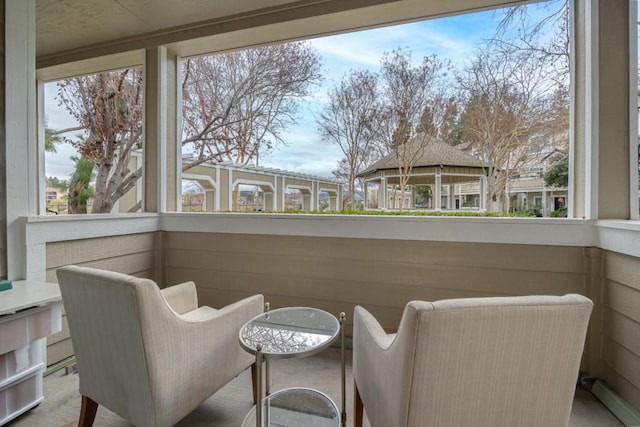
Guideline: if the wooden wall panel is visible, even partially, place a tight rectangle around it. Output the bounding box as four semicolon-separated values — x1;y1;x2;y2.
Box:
602;251;640;412
45;232;158;366
165;232;589;338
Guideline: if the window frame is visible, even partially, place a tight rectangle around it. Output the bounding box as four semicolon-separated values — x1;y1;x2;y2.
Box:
36;53;147;216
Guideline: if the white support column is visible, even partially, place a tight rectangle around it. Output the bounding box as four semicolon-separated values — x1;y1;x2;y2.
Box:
281;178;286;211
144;47;167;212
447;184;455;209
381;177;387;210
228;169;234;211
214;166;221;211
571;0;631;219
6;0;36;280
363;182;368;210
434;172;442;211
408;185;414;209
37;81;46;215
273;177;279;211
144;48;180;213
480;177;487;211
204;190;215;212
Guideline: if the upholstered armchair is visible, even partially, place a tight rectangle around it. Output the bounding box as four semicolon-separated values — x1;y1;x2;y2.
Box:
353;294;593;427
57;265;264;427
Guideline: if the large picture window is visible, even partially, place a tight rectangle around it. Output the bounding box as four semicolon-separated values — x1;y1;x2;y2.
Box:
177;0;571;217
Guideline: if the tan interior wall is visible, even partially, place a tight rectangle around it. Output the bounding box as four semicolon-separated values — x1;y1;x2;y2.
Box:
43;228;640;414
597;1;631;219
601;251;640;411
163;232;601;368
0;5;6;279
45;232;159;366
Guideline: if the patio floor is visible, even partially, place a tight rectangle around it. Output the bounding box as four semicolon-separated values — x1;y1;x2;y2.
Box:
8;347;623;427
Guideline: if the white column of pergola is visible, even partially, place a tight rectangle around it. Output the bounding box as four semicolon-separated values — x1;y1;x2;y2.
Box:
434;171;442;211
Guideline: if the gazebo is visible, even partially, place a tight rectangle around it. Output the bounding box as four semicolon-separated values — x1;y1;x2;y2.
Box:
358;133;490;211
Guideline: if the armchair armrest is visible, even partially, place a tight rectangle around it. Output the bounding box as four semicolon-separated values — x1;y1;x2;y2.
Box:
144;293;264;412
354;305;395;350
353;304;422;427
160;281;198;314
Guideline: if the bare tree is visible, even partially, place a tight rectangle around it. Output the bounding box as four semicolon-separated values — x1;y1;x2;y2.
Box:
57;68;144;214
458;46;561;211
181;42;322;170
494;0;569;85
417;96;462;145
317;69;380;208
375;49;449;210
55;43;320;214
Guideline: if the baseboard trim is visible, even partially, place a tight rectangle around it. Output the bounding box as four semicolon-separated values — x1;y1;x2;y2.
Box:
592;380;640;427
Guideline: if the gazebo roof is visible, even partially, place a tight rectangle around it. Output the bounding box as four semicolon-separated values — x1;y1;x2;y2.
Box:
358;133;488;176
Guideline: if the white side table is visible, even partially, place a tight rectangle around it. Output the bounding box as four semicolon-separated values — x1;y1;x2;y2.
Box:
0;280;62;426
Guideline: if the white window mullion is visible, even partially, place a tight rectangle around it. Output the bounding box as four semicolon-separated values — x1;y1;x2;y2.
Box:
585;0;599;220
6;0;37;280
37;81;46;216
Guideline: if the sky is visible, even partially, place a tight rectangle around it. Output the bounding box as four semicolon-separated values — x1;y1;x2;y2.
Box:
44;3;554;181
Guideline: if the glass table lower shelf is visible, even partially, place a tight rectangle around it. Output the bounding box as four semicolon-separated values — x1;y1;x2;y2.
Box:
242;387;340;427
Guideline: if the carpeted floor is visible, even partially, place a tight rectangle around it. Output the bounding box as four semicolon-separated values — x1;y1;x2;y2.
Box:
7;348;623;427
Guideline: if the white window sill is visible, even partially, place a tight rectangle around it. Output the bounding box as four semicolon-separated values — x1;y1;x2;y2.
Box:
596;220;640;257
160;213;596;247
24;213;640;258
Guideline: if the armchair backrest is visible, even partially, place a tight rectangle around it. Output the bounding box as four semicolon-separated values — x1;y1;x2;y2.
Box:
57;265;161;426
360;294;593;427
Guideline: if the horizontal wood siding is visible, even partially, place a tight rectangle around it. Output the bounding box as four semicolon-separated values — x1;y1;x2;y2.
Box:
602;251;640;412
45;232;158;366
164;232;589;337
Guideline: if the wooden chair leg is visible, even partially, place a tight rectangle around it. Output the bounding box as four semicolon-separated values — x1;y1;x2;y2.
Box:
354;381;364;427
251;362;258;404
78;395;98;427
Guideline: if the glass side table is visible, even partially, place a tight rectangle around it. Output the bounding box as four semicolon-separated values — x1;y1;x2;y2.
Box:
239;305;346;427
241;387;339;427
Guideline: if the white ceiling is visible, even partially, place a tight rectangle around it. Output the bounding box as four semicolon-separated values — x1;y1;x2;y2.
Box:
36;0;308;56
36;0;526;70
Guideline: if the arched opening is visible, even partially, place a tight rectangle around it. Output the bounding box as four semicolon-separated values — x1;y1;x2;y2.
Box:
284;188;303;211
181;180;205;212
236;184;264;212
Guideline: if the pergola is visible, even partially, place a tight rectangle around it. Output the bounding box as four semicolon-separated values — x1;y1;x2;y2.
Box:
358;133;490;210
182;161;342;212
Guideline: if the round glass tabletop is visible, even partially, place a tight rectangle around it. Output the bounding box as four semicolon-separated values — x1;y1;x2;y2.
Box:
241;387;340;427
239;307;340;358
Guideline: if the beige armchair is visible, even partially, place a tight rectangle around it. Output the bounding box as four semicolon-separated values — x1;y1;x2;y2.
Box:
353;294;593;427
57;265;264;427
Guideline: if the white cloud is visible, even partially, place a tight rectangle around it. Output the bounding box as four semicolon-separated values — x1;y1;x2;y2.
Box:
261;128;342;178
45;144;79;180
309;35;384;67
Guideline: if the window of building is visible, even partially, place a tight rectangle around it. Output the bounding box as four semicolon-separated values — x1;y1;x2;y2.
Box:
534;196;543;208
